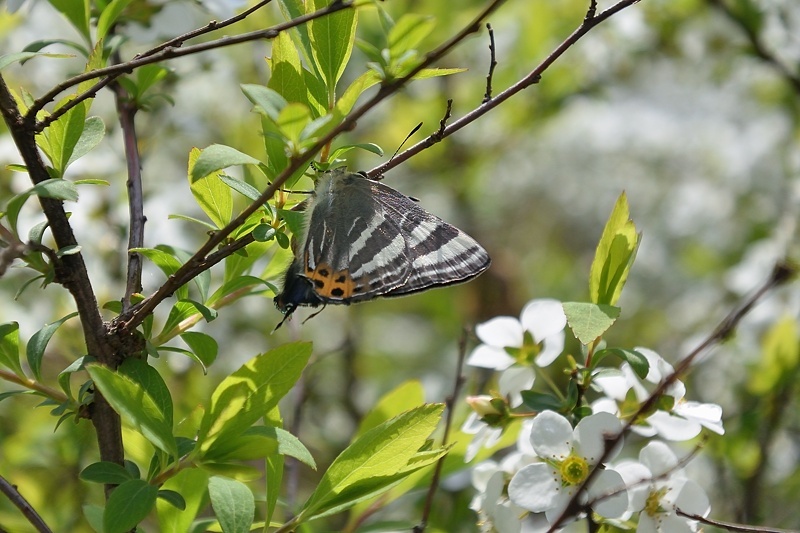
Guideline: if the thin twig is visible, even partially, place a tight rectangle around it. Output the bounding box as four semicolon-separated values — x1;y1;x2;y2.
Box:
368;0;642;179
706;0;800;95
109;49;146;312
0;474;53;533
433;99;453;141
676;509;800;533
483;24;497;103
546;261;797;532
29;1;353;130
414;329;469;533
115;0;509;334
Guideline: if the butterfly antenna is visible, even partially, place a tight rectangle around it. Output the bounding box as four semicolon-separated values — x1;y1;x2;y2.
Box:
389;122;423;164
302;304;327;324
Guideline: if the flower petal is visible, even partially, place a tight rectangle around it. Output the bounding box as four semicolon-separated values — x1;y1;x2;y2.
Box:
675;401;725;435
499;366;535;406
530;410;573;459
614;460;652;512
574;412;622;463
508;463;561;512
476;316;524;347
466;344;516;370
673;479;710;517
647;411;701;441
536;334;565;367
520;299;567;342
639;441;679;477
590;469;628;518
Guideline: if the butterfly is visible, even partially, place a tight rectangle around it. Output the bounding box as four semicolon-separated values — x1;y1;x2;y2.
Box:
274;168;491;326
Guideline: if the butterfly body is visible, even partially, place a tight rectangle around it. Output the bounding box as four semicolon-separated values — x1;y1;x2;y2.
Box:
275;169;490;321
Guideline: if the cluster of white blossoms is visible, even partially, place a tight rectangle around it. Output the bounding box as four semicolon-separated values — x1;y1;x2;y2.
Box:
463;299;721;532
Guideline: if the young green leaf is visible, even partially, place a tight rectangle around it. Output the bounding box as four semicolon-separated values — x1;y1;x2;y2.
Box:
267;31;308;108
562;302;620;345
218;174;262;202
130;247;188;300
157;490;186;511
27;312;78;380
300;404;445;520
592;348;649;379
188;147;234;229
87;365;178;457
355;380;425;439
47;0;91;42
66;116;105;168
589;192;639;306
201;425;316;468
32;179;79;202
206;275;273;307
308;0;357;94
42;100;86;176
180;331;218;369
96;0;135;41
0;322;25;377
196;342;312;455
103;479;159;533
156;300;218;343
119;358;174;427
387;14;436;58
80;461;135;485
208;476;255;533
0;52;73;70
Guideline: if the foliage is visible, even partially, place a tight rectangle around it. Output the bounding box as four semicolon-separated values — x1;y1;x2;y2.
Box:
0;0;798;532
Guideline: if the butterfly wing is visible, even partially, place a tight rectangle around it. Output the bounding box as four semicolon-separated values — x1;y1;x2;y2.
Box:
298;171;413;303
365;179;491;297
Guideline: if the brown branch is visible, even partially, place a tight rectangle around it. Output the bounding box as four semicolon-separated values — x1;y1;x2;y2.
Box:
706;0;800;95
546;261;797;532
0;474;52;533
114;0;509;335
29;1;353;131
676;509;800;533
368;0;642;179
483;24;497;103
109;50;146;313
414;329;469;533
0;74;124;488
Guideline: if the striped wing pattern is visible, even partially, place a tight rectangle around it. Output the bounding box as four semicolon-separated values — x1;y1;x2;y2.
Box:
275;170;490;316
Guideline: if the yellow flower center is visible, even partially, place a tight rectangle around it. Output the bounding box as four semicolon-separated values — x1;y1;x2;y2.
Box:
559;454;589;486
644;487;668;516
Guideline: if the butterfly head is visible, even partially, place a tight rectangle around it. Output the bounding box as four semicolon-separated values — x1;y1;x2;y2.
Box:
273;262;323;328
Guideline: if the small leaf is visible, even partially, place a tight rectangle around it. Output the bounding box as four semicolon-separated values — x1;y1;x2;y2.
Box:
252;224;276;242
206;276;272;307
130;247;187;300
208;476;255;533
0;52;73;70
119;358;174;427
196;342;312;455
32;179;79;202
520;390;564;412
157;489;186;510
190;144;261;182
589;192;639;306
241;84;287;121
0;322;24;377
188;147;234;229
562;302;620;345
96;0;135;40
103;479;158;533
308;0;357;91
67;116;105;167
219;174;262;202
156;468;209;533
593;348;649;379
80;461;135;484
180;331;218;368
27;312;78;380
87;365;178;457
387;14;435;57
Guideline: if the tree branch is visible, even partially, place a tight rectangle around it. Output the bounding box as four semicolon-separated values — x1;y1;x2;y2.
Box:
0;474;52;533
114;0;509;334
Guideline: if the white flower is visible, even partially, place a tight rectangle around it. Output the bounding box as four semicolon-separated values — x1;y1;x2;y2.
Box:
470;464;525;533
462;410;504;463
615;441;710;532
593;348;724;440
467;299;567;371
508;411;628;524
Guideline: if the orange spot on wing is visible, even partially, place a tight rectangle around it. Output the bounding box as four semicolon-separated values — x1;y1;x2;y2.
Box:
304;261;360;299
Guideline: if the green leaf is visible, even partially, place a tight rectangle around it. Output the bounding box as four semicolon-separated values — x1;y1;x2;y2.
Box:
188;147;234;229
47;0;91;41
157;490;186;510
67;116;105;167
190;144;261;182
57;355;87;398
218;174;262;202
168;213;218;231
301;404;445;519
0;390;32;403
80;461;135;485
180;331;218;369
589;192;639;306
196;342;312;455
156;300;218;342
103;479;159;533
412;67;467;80
308;0;357;93
41;99;87;176
562;302;620;345
520;390;564;412
130;247;188;300
267;30;308;107
241;84;287;122
206;275;272;307
0;52;73;70
157;469;209;533
387;14;435;58
593;348;649;379
328;142;383;162
27;312;78;380
32;179;79;202
0;322;24;377
355;380;424;439
202;425;316;468
87;365;178;457
208;476;255;533
119;358;174;427
276;102;312;147
97;0;135;40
